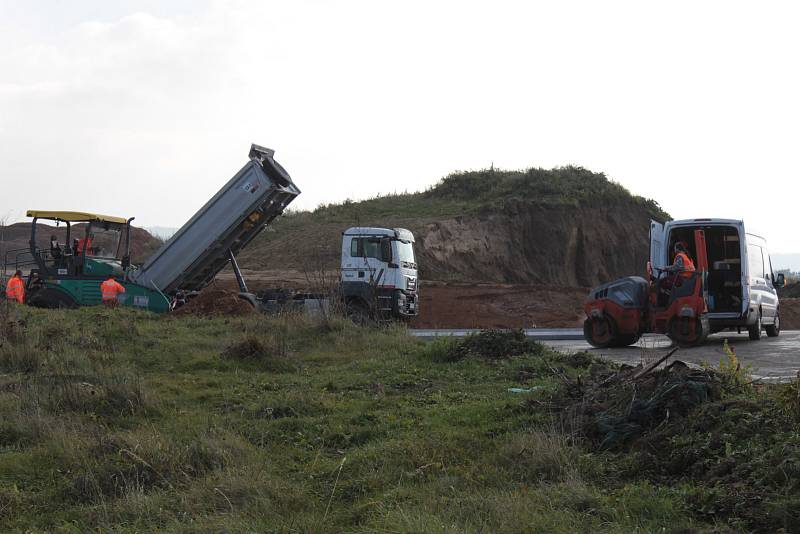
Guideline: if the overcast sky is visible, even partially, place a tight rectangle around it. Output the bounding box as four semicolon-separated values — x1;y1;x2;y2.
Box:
1;1;798;258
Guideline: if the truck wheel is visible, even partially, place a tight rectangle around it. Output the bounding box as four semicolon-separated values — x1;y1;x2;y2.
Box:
583;316;617;348
346;300;372;325
765;311;780;338
748;311;762;341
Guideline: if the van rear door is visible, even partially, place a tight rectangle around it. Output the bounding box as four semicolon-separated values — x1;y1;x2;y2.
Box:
649;220;666;270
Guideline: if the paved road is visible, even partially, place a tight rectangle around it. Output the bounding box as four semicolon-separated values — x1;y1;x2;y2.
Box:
410;328;585;340
545;331;800;382
411;328;800;382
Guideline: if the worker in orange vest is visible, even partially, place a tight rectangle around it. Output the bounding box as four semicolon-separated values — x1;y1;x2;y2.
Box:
5;270;25;303
77;232;94;256
100;273;126;306
668;241;696;279
658;241;697;300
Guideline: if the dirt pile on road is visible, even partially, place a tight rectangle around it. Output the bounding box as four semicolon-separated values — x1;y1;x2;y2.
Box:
172;289;255;317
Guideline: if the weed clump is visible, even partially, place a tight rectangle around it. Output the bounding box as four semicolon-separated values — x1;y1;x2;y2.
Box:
424;330;546;363
221;334;294;372
776;374;800;421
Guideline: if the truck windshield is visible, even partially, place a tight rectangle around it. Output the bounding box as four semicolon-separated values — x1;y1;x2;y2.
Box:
395;240;415;263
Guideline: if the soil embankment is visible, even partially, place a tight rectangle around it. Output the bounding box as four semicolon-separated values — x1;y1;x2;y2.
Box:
415;203;652;287
411;282;586;329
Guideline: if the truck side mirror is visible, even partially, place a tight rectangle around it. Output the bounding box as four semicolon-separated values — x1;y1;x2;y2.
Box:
775;273;785;288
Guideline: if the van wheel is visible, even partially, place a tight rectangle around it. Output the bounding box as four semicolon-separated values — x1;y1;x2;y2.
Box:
766;311;780;337
748;311;762;341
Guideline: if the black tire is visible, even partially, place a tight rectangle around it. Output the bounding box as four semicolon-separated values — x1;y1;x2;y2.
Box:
668;316;708;347
748;311;762;341
27;287;78;309
766;310;780;338
346;299;373;325
583;316;617;348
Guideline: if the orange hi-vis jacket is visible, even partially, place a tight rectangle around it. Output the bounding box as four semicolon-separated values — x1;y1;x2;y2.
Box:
5;275;25;303
675;252;696;279
77;237;93;255
100;279;126;302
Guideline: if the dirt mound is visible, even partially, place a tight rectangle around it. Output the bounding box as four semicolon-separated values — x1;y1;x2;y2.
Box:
780;282;800;299
780;298;800;329
237;167;666;287
172;289;255;317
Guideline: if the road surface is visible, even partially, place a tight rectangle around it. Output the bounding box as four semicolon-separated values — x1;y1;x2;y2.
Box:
411;329;800;382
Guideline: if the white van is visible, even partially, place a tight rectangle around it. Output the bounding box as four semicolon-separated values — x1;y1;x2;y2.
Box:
650;218;784;340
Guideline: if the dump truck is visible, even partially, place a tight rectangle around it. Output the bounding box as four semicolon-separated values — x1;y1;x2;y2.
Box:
3;145;300;312
3;144;420;319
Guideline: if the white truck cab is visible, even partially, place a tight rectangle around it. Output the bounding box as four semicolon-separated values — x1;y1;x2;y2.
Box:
650;218;783;339
340;227;418;318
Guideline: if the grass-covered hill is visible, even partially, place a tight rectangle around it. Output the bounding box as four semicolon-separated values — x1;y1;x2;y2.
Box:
2;305;799;531
239;166;669;287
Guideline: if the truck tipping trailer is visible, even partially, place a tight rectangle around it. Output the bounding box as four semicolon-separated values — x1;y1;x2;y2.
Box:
130;144;300;298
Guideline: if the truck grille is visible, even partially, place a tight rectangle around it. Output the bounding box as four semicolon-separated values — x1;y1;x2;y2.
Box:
406;277;417;291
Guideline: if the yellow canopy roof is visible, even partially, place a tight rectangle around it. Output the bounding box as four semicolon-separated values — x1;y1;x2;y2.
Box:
26;210;128;224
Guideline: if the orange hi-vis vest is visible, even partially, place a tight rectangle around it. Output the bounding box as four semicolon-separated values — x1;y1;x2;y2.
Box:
77;237;93;255
5;276;24;303
675;252;696;279
100;279;126;301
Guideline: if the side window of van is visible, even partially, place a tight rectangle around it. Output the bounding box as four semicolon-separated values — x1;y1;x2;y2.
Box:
747;244;765;278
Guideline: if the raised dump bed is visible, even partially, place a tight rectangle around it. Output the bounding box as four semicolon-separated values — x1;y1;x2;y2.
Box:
131;144;300;295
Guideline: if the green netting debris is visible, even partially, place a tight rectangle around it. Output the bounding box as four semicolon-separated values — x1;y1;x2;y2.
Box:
567;360;721;451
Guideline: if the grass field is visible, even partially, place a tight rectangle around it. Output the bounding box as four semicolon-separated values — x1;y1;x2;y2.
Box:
1;305;798;532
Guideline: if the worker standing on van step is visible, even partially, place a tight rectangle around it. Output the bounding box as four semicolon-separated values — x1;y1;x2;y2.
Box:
5;270;25;303
100;274;126;307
